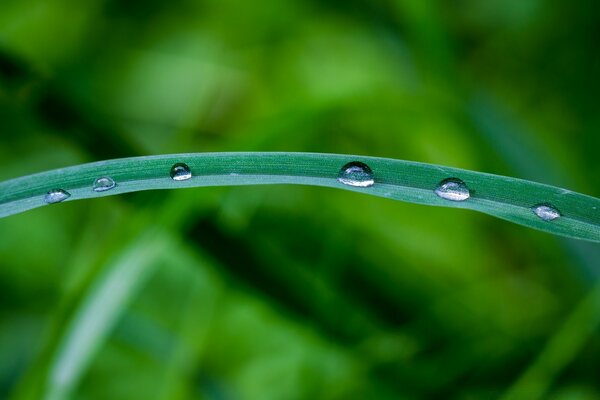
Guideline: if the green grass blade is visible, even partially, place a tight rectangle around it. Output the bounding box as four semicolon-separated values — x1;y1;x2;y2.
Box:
0;152;598;242
502;282;600;400
44;230;171;400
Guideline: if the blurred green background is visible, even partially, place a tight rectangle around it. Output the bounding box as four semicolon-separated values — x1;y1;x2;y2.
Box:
1;0;600;399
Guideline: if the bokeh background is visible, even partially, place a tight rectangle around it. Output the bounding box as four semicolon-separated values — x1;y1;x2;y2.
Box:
1;1;600;399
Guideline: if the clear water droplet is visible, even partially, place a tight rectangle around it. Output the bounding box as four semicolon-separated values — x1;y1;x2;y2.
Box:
170;163;192;181
337;161;375;187
532;204;561;221
435;178;470;202
93;176;116;192
44;189;70;204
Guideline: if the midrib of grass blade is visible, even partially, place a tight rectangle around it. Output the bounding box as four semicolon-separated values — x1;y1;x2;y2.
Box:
0;152;598;242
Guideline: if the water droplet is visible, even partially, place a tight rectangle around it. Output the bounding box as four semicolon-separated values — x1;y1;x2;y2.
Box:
532;204;561;221
337;161;375;187
170;163;192;181
93;177;116;192
435;178;470;201
44;189;70;204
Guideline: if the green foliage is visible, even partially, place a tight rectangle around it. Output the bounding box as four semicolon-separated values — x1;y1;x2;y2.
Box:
1;1;600;400
1;153;599;242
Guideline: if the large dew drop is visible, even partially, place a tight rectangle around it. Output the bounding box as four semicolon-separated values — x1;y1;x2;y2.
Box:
532;204;561;221
435;178;470;202
170;163;192;181
44;189;71;204
93;177;116;192
337;161;375;187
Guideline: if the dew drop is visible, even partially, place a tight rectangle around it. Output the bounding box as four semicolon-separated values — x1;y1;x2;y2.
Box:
337;161;375;187
435;178;470;202
532;204;561;221
93;176;116;192
44;189;70;204
170;163;192;181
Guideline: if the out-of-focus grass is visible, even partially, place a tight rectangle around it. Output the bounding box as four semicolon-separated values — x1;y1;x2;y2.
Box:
1;1;599;399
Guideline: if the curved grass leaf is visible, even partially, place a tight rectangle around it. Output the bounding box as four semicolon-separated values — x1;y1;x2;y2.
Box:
44;230;171;400
0;152;598;242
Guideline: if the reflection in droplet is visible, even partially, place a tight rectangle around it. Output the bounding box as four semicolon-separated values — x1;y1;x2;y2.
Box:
532;204;561;221
170;163;192;181
435;178;470;202
93;176;116;192
44;189;71;204
337;161;375;187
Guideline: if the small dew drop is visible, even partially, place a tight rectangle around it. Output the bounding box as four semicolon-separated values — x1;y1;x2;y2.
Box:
170;163;192;181
435;178;470;202
532;204;561;221
93;177;116;192
45;189;70;204
337;161;375;187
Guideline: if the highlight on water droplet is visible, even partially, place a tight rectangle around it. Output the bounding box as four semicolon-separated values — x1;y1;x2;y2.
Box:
337;161;375;187
44;189;71;204
532;204;561;221
170;163;192;181
93;176;116;192
434;178;470;202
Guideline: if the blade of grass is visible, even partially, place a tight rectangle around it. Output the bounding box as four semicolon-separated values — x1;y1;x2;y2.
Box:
502;282;600;400
469;92;600;281
0;152;598;242
42;230;171;400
